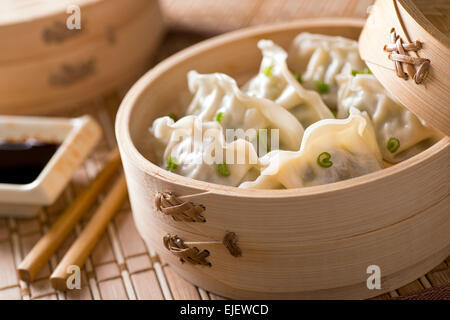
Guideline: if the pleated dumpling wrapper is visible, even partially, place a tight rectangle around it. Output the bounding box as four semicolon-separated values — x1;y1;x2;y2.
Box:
336;64;440;163
245;40;334;128
186;71;304;151
240;108;383;189
288;32;366;110
150;115;260;186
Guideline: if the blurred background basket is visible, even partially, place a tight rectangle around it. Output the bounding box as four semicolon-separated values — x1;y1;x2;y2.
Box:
0;0;165;115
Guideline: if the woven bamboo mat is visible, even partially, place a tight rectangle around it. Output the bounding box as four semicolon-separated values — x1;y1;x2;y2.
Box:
0;20;449;301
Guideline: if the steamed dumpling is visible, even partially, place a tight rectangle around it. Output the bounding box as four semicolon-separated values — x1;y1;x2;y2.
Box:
288;33;366;110
150;115;260;186
245;40;334;128
336;64;439;163
240;108;383;189
186;71;304;151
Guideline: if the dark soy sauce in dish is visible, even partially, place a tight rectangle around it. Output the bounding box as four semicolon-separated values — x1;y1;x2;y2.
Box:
0;139;60;184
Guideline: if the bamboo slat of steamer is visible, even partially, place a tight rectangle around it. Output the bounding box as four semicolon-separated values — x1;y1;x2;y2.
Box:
160;0;373;34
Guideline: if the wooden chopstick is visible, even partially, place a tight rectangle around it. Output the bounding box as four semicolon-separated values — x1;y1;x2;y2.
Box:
17;148;122;282
50;173;128;291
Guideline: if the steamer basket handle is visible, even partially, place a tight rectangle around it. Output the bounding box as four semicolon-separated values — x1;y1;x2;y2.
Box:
163;232;242;266
155;191;207;222
163;234;212;267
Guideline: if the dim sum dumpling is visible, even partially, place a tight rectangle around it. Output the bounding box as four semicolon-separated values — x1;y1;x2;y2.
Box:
336;64;439;163
240;108;383;189
288;32;366;110
245;40;334;128
186;71;304;151
150;115;260;186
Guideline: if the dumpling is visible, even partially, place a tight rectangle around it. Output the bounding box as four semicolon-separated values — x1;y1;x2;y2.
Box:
336;64;440;163
240;108;383;189
245;40;334;128
150;115;260;186
186;71;304;151
288;32;366;110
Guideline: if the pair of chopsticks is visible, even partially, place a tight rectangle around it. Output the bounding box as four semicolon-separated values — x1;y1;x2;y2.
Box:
18;148;128;291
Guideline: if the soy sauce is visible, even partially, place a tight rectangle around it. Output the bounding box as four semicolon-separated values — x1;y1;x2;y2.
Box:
0;139;60;184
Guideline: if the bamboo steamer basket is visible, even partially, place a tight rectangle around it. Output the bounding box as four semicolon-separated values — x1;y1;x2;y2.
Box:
116;18;450;299
0;0;164;115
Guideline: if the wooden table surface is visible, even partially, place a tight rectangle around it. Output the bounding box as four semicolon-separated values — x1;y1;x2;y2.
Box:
0;0;449;300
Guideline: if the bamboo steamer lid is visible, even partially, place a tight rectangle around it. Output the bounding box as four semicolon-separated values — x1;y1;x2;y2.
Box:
0;0;151;62
0;0;164;115
359;0;450;136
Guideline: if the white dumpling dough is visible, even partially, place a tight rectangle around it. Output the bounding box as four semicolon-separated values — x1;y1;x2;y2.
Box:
186;71;304;151
245;40;334;128
288;32;366;110
336;64;440;163
240;109;383;189
150;115;260;186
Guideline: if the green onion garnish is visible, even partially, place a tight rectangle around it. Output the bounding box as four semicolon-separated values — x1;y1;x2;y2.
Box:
351;68;372;76
215;112;224;123
263;65;273;77
331;110;337;118
257;129;270;154
294;72;302;84
217;163;230;177
317;152;333;168
168;113;178;121
387;137;400;153
315;81;329;94
167;156;178;172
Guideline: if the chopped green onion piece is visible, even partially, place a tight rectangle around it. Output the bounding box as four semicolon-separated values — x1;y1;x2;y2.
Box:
215;112;224;123
263;65;273;77
167;156;178;172
257;129;270;154
217;163;230;177
351;68;372;76
386;137;400;153
315;81;329;94
168;113;178;121
331;110;337;118
294;72;303;84
317;152;333;168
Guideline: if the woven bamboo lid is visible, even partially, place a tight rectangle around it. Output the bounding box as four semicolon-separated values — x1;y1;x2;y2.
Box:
359;0;450;136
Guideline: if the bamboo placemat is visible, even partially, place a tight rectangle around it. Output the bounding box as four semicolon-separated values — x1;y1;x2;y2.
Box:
0;27;449;302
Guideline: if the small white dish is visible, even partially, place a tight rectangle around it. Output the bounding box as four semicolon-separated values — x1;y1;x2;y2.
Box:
0;115;101;218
